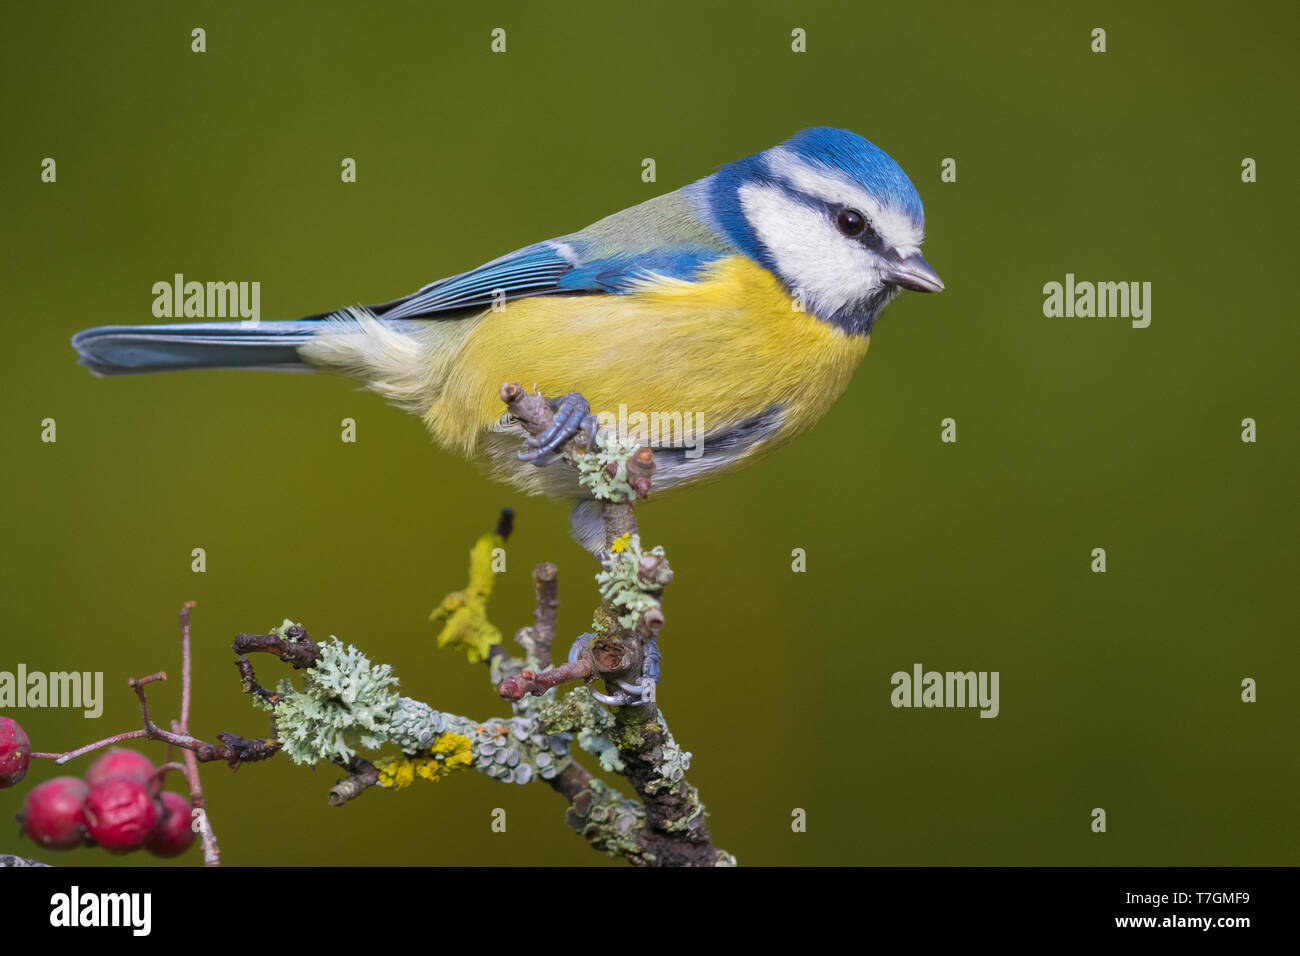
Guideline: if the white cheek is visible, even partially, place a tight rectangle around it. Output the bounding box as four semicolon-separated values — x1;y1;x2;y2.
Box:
738;183;882;316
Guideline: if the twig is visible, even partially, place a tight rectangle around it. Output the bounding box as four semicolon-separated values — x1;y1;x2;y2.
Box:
31;730;149;763
28;603;254;866
498;659;591;700
179;600;195;733
329;757;380;807
32;677;273;768
233;625;322;668
173;718;218;866
150;761;188;786
513;562;559;669
233;624;323;705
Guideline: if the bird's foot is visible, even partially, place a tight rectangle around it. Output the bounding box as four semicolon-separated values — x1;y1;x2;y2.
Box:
572;633;660;707
518;391;599;465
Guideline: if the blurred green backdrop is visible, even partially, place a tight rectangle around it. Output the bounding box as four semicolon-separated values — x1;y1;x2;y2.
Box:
1;0;1296;866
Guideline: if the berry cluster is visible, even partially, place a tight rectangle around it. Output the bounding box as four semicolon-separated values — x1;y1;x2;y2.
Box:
1;716;195;857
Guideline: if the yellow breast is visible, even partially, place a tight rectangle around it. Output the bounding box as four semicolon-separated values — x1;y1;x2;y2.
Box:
421;256;871;486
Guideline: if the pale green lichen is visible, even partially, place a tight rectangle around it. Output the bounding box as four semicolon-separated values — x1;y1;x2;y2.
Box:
537;686;608;735
258;636;400;765
537;687;624;772
389;695;575;786
249;608;580;789
595;534;668;629
386;697;449;754
575;434;642;503
643;712;692;795
591;734;625;773
269;618;300;641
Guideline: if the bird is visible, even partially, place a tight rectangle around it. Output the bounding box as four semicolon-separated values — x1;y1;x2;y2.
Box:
72;126;943;552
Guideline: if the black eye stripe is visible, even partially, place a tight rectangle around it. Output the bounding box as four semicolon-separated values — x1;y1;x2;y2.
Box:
770;188;889;251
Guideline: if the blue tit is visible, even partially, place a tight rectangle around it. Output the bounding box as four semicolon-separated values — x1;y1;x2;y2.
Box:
72;126;943;549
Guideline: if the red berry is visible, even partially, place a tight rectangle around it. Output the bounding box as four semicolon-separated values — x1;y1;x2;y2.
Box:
21;776;90;849
83;777;159;853
0;717;31;788
147;791;195;857
84;747;155;790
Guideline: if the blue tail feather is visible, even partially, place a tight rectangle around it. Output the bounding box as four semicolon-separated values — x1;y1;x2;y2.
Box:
70;320;325;376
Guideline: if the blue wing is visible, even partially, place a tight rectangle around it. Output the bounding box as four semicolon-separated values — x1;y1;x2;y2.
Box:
374;242;729;320
72;187;741;375
355;185;739;320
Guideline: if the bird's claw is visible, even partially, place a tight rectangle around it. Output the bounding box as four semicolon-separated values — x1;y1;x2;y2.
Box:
518;391;599;465
568;633;593;665
574;633;661;707
590;678;657;707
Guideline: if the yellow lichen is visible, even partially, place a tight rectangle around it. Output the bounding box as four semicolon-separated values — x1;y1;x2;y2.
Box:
375;733;474;789
430;532;504;662
610;532;632;553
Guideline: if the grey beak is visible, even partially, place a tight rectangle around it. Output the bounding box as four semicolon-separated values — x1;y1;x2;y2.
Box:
888;253;945;293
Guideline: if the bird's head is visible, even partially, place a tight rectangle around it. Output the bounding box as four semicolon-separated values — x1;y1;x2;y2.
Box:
700;126;942;334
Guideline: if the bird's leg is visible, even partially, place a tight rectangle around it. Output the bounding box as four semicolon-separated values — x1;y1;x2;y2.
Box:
518;391;600;465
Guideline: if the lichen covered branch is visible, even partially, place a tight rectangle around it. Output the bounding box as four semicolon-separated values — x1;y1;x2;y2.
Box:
229;384;732;866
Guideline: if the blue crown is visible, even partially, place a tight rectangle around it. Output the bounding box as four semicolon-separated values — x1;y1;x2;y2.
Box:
779;127;924;224
699;127;924;266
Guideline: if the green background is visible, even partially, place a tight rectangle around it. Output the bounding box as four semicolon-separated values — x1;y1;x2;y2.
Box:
1;1;1295;866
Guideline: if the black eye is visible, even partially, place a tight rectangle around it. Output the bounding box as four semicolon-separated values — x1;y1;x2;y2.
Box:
836;208;866;237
